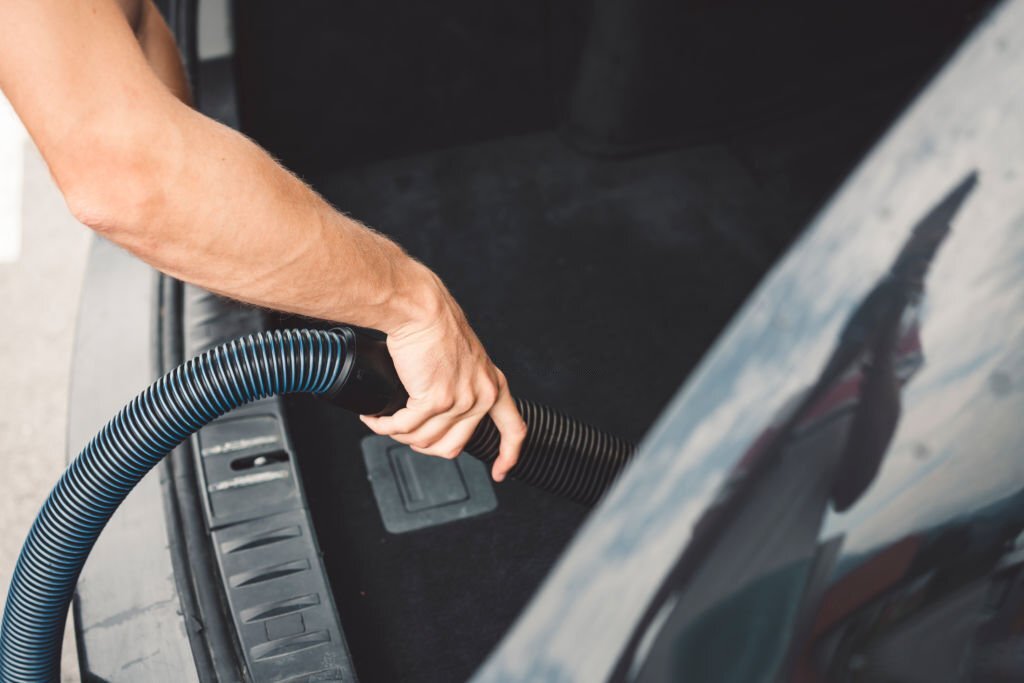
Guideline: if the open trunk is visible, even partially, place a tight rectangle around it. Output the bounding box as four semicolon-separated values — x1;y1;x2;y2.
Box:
180;2;989;681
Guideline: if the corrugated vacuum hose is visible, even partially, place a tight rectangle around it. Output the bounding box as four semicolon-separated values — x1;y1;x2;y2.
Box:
466;399;634;506
0;326;634;682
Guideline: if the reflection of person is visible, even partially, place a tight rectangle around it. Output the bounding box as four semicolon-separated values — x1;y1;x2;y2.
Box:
624;221;933;683
0;0;527;479
622;174;975;683
827;171;976;509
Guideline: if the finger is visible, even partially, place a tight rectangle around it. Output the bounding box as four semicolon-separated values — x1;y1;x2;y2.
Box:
417;413;485;460
488;385;527;482
392;411;463;451
360;404;433;436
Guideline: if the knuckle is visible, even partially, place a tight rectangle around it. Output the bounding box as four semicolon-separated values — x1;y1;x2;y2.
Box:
406;396;432;411
411;438;435;451
432;393;457;412
478;383;499;406
442;446;463;460
381;408;412;429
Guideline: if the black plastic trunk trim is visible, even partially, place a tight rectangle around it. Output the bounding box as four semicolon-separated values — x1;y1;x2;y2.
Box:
159;275;250;682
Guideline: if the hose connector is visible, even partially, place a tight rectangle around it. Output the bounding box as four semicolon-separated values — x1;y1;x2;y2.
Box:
322;326;409;417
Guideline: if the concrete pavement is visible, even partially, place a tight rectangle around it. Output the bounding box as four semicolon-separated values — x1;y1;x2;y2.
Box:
0;93;90;682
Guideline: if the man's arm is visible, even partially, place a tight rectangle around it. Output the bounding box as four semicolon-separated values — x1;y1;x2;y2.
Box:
0;0;526;479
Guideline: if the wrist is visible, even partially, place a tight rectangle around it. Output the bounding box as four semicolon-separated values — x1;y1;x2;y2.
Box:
317;210;451;335
379;257;448;337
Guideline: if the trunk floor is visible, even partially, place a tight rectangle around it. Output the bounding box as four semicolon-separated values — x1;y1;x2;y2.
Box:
284;121;874;682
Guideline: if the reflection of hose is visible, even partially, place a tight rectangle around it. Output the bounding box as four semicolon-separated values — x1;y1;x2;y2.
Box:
0;327;635;681
0;330;348;682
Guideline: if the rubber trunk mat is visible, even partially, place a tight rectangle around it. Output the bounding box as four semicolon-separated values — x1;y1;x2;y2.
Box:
361;436;497;534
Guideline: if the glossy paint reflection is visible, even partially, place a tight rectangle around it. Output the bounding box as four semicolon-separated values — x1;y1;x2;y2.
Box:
473;2;1024;682
789;207;1024;682
625;173;977;683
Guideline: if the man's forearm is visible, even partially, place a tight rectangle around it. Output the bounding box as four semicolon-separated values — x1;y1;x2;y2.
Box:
99;103;440;334
0;0;526;474
0;0;438;333
119;1;430;331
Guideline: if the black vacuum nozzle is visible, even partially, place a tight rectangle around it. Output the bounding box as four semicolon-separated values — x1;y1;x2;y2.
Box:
321;325;636;505
322;326;409;417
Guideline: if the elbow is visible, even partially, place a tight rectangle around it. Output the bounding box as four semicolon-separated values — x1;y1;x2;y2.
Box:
57;122;170;249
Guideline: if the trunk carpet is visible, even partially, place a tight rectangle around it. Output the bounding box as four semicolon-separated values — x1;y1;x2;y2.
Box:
282;129;834;683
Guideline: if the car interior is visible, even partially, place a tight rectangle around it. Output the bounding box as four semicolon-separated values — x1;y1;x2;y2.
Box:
184;1;992;680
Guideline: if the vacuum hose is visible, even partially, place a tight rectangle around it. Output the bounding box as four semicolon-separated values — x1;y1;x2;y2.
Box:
466;400;634;505
0;326;634;682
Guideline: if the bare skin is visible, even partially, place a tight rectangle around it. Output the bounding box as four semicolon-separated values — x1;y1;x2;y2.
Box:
0;0;526;480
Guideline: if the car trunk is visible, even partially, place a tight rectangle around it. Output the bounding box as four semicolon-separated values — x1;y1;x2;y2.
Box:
215;2;989;681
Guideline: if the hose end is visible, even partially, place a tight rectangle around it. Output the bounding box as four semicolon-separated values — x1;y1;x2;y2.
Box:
323;326;409;417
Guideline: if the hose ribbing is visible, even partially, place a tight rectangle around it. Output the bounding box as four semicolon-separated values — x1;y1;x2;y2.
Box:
465;399;636;506
0;329;348;683
1;326;637;681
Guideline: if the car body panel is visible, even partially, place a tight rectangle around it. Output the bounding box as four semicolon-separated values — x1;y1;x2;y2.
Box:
473;2;1024;680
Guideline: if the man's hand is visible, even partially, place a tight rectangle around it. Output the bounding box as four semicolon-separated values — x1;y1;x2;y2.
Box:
361;275;526;482
0;0;525;478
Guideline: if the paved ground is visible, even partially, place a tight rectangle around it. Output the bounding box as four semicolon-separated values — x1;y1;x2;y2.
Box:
0;8;231;677
0;94;90;681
